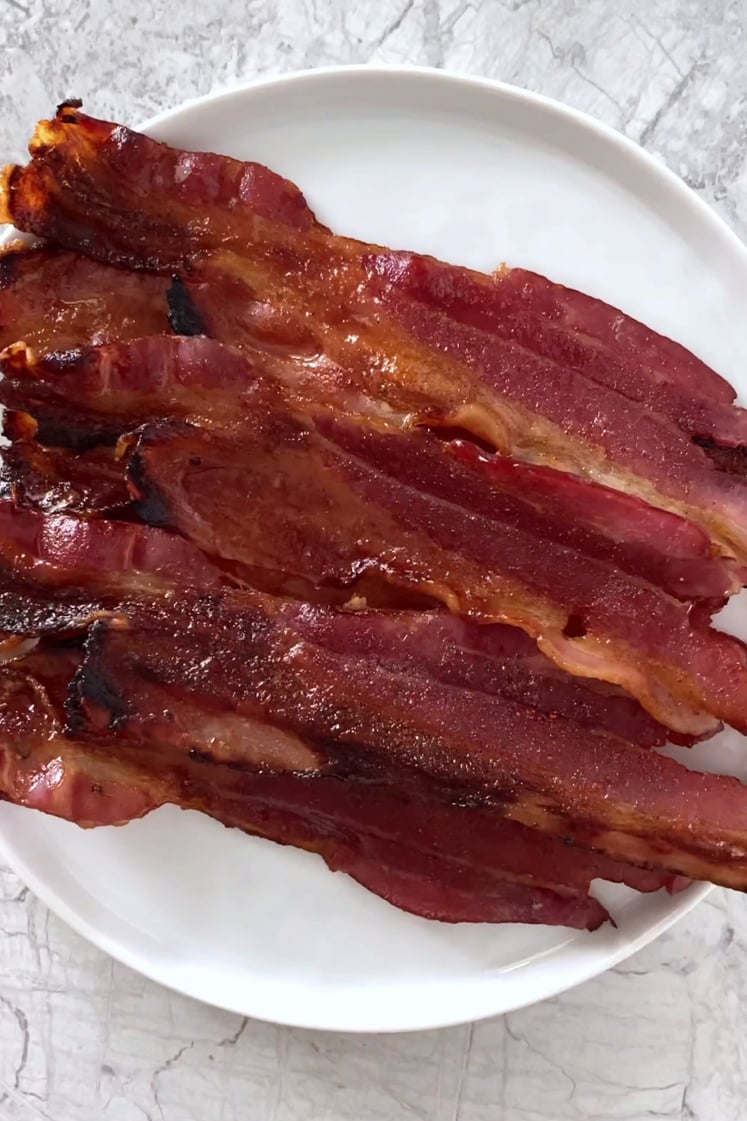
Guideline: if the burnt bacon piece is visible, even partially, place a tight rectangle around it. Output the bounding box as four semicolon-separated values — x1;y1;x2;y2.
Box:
0;244;170;353
1;421;131;515
67;593;747;889
167;277;209;336
123;407;747;737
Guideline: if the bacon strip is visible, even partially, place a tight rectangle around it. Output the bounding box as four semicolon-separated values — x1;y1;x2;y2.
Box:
7;105;747;917
0;638;639;925
68;593;747;889
284;605;676;747
367;252;739;412
0;335;272;440
180;248;747;561
0;102;324;271
5;107;747;559
0;500;224;594
0;244;170;353
2;334;742;604
122;407;747;735
0;649;614;929
0;728;610;928
0;496;675;748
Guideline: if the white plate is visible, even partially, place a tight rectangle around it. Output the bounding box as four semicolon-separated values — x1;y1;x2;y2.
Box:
2;65;746;1033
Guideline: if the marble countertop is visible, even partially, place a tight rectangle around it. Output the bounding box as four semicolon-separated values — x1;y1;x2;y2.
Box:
2;1;747;1118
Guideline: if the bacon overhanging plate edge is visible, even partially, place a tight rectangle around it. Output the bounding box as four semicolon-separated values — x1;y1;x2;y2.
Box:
4;103;744;928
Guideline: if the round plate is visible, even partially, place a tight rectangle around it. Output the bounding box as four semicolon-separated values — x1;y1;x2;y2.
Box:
2;65;746;1033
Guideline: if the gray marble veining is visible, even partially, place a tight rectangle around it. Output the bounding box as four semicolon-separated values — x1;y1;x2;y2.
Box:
2;1;747;1118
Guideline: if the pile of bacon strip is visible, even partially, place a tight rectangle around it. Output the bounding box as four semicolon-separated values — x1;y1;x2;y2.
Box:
2;101;747;931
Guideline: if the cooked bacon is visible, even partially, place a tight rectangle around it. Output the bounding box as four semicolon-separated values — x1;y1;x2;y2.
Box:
0;495;675;748
0;582;110;642
122;409;747;736
0;648;616;929
68;593;747;889
374;287;747;550
0;335;273;439
177;252;747;561
3;334;742;605
204;770;676;898
8;105;747;920
1;420;131;515
0;500;224;593
0;387;120;453
0;103;324;272
0;649;165;824
447;441;743;604
0;724;609;928
367;253;739;412
69;595;675;754
0;244;170;353
284;605;677;746
207;785;612;928
2;637;660;917
6;109;747;556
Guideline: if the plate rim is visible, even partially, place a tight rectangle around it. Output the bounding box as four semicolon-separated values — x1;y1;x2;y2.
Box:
0;62;728;1032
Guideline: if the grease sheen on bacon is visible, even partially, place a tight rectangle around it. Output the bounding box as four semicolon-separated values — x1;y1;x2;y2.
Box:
121;403;747;736
5;106;747;561
65;592;747;890
0;244;170;353
2;334;743;605
6;104;747;924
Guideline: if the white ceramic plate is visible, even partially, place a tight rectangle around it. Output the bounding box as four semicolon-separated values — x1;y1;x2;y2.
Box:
2;65;746;1033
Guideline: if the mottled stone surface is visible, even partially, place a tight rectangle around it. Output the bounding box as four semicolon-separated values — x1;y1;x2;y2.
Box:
2;1;747;1118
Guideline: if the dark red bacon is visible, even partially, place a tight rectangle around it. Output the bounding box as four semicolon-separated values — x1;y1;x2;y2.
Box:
0;103;324;272
67;593;747;889
0;500;223;594
204;771;677;898
0;648;615;929
0;244;170;354
5;108;747;559
446;441;744;603
123;409;747;736
0;498;674;748
367;253;738;410
0;724;610;929
3;334;742;604
6;104;747;925
0;335;281;440
181;253;747;560
283;605;676;747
